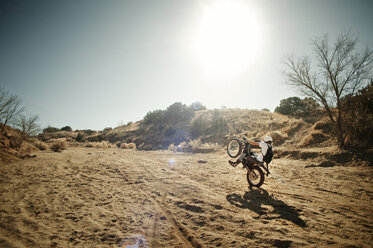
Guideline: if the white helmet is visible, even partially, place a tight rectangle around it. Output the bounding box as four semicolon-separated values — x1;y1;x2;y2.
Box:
263;136;273;143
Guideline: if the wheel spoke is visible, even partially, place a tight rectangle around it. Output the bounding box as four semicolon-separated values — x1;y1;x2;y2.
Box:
247;167;264;187
227;138;242;158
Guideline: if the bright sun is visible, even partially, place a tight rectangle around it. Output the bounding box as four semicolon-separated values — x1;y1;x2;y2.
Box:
191;0;263;79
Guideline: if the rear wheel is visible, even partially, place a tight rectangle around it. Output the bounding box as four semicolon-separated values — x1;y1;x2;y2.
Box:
227;138;243;158
247;167;265;187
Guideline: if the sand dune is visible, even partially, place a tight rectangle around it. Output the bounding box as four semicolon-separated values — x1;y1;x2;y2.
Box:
0;147;372;247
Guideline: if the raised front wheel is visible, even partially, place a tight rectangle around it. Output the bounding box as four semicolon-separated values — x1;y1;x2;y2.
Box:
247;167;265;187
227;138;243;158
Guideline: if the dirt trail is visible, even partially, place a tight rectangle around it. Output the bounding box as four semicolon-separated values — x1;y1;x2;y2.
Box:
0;147;372;247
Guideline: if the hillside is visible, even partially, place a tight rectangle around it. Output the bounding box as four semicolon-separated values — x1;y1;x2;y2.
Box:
34;107;372;166
42;108;329;150
0;125;41;165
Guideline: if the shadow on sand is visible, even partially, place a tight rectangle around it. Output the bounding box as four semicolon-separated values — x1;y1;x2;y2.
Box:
226;188;307;227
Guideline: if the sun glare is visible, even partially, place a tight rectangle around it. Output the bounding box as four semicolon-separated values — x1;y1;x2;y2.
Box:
191;0;263;79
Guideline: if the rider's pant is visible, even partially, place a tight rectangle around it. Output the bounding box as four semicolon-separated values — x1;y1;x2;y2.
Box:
236;153;257;165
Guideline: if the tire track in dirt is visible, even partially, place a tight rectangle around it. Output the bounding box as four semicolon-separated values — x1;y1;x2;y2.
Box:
136;152;258;247
135;157;202;248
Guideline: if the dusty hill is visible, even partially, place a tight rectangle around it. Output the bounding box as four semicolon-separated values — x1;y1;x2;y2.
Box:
0;125;42;165
52;108;329;150
35;106;372;166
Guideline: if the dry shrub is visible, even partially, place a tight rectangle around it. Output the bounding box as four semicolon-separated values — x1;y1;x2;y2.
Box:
100;141;111;148
168;143;177;152
281;120;306;137
120;143;128;149
137;143;153;150
34;140;48;150
177;141;191;152
9;136;23;149
299;131;329;146
67;141;80;147
173;139;220;153
120;143;136;149
88;141;111;148
267;131;287;145
313;118;334;134
128;142;136;149
194;141;220;153
50;140;67;152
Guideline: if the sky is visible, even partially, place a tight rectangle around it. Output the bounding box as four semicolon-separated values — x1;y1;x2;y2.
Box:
0;0;372;130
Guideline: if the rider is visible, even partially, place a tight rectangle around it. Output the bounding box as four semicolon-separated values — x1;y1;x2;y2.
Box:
229;135;273;167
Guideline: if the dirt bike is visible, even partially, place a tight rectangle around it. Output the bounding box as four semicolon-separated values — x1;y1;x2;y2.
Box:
227;137;270;188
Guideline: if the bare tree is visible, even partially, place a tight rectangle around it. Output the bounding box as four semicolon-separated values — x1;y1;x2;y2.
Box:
0;88;24;133
17;114;40;136
15;114;40;146
284;32;373;148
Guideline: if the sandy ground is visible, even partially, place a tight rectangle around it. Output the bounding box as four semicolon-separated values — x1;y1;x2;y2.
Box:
0;147;372;248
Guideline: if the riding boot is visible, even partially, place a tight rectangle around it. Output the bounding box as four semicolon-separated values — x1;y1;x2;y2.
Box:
229;160;238;167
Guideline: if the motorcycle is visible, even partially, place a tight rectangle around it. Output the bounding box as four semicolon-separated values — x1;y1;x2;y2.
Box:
226;137;270;188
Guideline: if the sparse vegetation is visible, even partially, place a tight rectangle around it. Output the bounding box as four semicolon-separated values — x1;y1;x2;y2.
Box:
82;129;95;135
120;142;136;149
43;126;60;133
103;127;112;132
275;97;319;116
143;102;202;126
190;101;206;111
61;126;72;131
87;134;104;142
143;109;164;125
75;133;84;142
341;81;373;147
15;114;40;147
85;141;111;148
50;140;67;152
9;133;23;149
17;114;40;136
33;140;48;150
168;143;177;152
168;139;220;153
0;88;24;133
284;32;373;148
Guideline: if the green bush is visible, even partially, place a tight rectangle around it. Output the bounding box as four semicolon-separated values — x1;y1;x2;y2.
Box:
87;134;104;142
190;117;205;138
75;133;84;142
61;126;72;131
43;126;60;133
275;97;319;116
165;102;194;124
165;127;176;136
103;127;112;132
190;102;206;111
143;109;165;124
342;82;373;147
82;129;95;135
50;140;66;152
143;102;202;126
